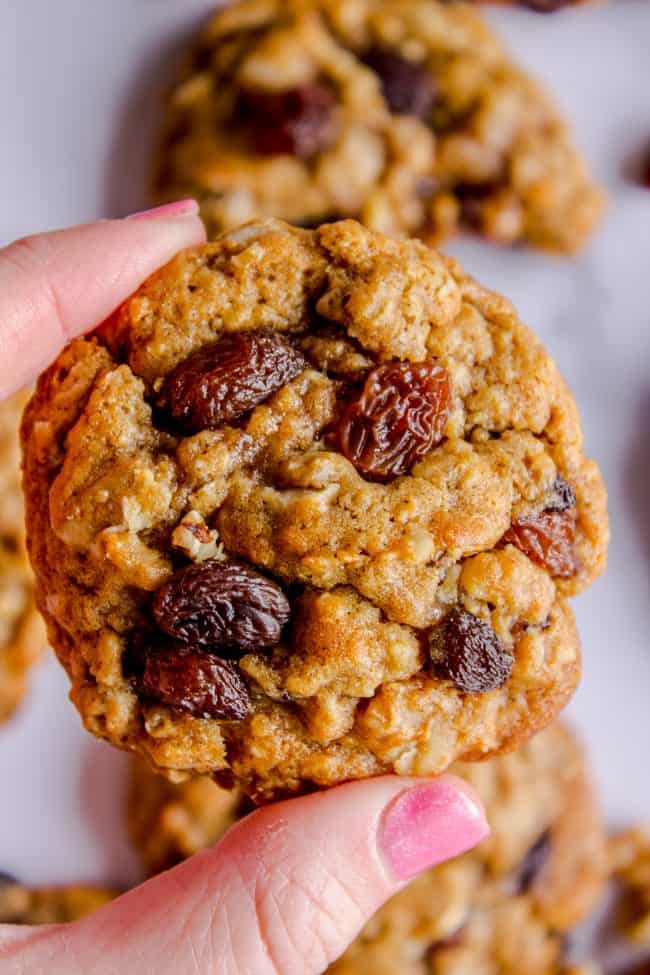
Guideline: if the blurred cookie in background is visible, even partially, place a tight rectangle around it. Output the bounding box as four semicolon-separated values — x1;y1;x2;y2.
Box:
0;874;115;925
0;390;46;723
155;0;605;252
329;722;606;973
127;723;606;973
128;759;251;876
610;827;650;948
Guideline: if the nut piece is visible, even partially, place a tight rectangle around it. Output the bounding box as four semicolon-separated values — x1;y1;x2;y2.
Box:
158;330;308;434
125;631;251;721
153;559;291;656
338;360;450;482
363;48;436;119
237;84;339;159
171;511;224;564
430;608;514;694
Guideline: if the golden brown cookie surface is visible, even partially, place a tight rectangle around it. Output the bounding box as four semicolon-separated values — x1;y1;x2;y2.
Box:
156;0;605;252
0;390;46;723
22;220;608;799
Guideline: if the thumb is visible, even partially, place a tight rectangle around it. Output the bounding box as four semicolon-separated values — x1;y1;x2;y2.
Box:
0;201;205;398
0;776;488;975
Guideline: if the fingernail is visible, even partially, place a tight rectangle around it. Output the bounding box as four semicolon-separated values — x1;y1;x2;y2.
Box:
380;778;489;881
126;199;199;221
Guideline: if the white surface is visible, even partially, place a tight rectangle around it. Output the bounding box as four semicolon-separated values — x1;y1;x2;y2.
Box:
0;0;649;890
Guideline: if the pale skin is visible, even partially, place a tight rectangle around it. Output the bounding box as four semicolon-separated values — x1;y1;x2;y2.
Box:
0;201;489;975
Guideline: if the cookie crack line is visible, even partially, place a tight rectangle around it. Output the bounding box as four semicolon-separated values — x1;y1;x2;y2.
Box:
21;218;608;800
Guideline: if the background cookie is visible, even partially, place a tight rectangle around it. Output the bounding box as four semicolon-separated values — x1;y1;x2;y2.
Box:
0;876;115;925
21;219;608;799
155;0;605;251
0;390;46;722
609;827;650;947
128;759;250;875
127;724;606;973
330;722;606;973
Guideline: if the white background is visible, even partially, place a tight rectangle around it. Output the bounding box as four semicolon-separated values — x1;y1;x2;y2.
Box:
0;0;649;893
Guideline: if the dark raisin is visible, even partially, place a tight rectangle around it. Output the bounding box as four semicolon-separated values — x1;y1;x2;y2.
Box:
338;360;450;482
616;962;650;975
158;330;308;434
0;873;18;889
134;641;251;720
430;609;514;694
153;559;291;655
643;150;650;191
455;183;495;230
516;831;552;894
547;476;576;512
502;510;580;578
518;0;577;10
363;48;436;119
429;923;468;953
121;627;150;680
237;83;338;159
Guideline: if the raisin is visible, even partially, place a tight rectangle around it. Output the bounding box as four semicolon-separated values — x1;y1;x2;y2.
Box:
129;637;251;721
237;83;338;159
643;149;650;191
338;360;450;482
158;330;308;434
363;48;436;119
547;475;576;512
455;183;495;230
516;831;552;894
0;873;18;889
153;559;291;655
518;0;577;10
430;609;514;694
617;963;650;975
502;510;580;578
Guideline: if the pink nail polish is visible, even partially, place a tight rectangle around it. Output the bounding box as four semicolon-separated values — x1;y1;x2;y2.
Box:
380;779;489;881
126;199;199;221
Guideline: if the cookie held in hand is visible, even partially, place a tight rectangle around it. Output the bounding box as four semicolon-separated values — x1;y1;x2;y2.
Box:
21;219;608;800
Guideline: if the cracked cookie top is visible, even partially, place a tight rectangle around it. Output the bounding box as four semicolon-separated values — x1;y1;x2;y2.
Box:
156;0;605;252
0;390;46;723
21;219;608;799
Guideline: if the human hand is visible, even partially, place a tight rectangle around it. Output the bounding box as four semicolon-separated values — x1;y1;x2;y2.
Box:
0;207;489;975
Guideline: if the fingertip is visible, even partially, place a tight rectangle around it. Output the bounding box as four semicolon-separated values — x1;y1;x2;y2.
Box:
379;775;489;882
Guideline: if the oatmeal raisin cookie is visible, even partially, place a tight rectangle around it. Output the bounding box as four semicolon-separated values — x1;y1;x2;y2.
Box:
155;0;605;252
21;219;608;799
0;390;46;722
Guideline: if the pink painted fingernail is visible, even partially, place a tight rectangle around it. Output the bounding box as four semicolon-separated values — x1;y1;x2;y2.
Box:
380;778;489;881
126;199;199;221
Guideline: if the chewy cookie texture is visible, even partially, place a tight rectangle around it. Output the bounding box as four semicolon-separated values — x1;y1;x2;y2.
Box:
0;390;46;722
128;723;606;974
21;219;608;800
156;0;605;252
